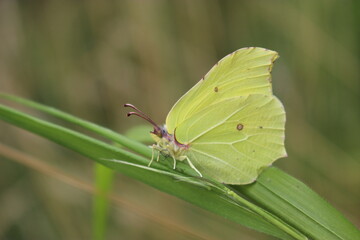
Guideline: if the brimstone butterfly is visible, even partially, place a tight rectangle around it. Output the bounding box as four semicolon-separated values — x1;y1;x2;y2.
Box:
125;47;287;185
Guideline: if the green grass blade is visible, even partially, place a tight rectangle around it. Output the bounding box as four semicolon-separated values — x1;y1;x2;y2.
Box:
93;163;114;240
0;93;150;156
235;168;360;240
0;103;298;240
0;103;164;170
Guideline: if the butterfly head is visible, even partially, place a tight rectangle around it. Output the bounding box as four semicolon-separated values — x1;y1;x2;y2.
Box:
124;103;189;151
149;125;169;142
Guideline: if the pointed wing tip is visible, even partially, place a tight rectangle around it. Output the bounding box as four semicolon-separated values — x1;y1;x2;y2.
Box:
231;47;279;67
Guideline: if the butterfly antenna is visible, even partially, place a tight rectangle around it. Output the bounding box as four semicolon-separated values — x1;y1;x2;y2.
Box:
124;104;161;132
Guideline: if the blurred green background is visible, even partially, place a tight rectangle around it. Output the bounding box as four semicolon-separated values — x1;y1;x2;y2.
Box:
0;1;359;239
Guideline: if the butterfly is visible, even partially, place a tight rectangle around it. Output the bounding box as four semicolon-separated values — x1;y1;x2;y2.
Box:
125;47;287;185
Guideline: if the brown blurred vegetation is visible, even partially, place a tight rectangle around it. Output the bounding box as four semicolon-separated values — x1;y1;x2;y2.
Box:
0;1;359;239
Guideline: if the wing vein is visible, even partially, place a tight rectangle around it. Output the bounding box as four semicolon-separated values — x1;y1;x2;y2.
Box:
190;148;255;179
188;101;249;142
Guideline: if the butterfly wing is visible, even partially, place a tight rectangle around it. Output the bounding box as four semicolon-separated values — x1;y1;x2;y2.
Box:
175;94;286;184
166;47;279;134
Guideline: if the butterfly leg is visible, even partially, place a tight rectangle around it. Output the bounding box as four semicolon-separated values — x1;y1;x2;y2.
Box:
185;156;202;177
148;146;155;167
156;150;160;162
172;157;177;169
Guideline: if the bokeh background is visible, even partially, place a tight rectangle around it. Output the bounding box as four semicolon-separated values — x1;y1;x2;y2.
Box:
0;1;359;239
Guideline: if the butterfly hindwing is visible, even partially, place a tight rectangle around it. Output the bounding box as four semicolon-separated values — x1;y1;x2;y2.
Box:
166;47;279;134
175;94;286;184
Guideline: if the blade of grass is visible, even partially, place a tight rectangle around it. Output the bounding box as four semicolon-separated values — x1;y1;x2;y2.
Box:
235;168;360;240
93;163;114;240
0;93;150;156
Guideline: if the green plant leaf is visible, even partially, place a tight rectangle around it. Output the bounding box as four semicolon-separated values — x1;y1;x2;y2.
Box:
235;168;360;240
93;163;114;240
0;93;149;156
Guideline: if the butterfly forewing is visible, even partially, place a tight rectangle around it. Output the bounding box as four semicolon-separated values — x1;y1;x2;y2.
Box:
175;94;286;184
166;47;279;134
